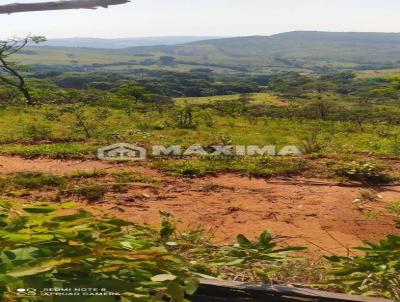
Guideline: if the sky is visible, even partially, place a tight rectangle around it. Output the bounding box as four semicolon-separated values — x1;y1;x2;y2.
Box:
0;0;400;39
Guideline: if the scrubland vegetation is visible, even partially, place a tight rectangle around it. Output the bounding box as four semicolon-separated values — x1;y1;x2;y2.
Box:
0;35;399;301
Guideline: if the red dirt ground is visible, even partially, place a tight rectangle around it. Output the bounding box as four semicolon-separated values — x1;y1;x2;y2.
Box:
0;155;399;257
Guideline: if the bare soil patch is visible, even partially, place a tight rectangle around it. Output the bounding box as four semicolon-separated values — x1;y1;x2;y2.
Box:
1;155;398;257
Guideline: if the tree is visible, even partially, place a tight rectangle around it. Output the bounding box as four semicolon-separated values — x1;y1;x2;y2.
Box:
115;82;147;103
0;35;45;105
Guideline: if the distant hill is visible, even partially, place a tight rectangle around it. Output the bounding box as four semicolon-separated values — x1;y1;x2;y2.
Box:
108;31;400;69
41;36;223;49
22;31;400;72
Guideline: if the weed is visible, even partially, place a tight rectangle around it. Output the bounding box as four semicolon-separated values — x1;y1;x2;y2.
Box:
359;190;380;202
111;170;155;183
110;183;130;193
299;126;326;154
75;184;108;202
386;201;400;217
67;170;107;179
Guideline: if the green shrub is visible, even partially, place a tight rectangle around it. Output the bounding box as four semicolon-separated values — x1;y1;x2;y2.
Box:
12;172;66;189
324;234;400;300
334;161;392;183
75;184;108;202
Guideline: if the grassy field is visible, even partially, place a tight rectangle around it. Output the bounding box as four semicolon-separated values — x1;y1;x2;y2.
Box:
174;92;287;106
356;68;400;78
0;98;399;162
16;47;136;65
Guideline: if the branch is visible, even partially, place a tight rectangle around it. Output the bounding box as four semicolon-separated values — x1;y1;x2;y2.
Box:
0;0;130;14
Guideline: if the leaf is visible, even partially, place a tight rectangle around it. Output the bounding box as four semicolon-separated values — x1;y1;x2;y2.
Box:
184;277;199;295
259;231;273;245
222;258;244;266
107;218;132;227
0;199;11;209
31;234;54;241
23;205;57;214
151;274;177;282
0;233;31;242
167;281;184;302
61;202;77;209
7;258;73;277
236;234;252;247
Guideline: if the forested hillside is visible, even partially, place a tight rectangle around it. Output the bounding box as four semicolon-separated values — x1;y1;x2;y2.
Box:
20;31;400;72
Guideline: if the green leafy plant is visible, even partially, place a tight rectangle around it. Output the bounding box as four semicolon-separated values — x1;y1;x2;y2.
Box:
324;235;400;300
159;213;306;283
0;200;198;302
0;201;307;301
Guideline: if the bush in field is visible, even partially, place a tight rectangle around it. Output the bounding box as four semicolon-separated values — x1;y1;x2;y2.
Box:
75;184;108;202
172;106;197;129
20;122;53;142
324;235;400;300
59;104;111;139
334;161;392;183
299;126;326;154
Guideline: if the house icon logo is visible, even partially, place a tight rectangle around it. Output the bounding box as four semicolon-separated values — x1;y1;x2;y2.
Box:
97;143;147;161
